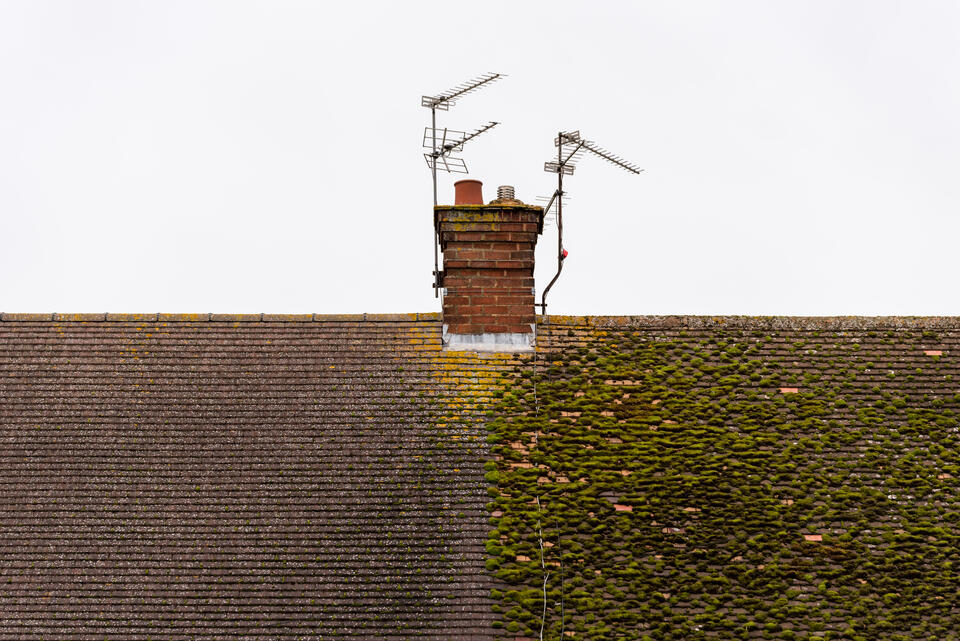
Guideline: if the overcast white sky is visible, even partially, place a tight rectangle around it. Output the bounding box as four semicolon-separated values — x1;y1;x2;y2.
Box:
2;1;959;315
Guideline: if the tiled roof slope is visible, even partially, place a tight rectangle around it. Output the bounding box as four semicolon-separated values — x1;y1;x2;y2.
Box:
487;316;960;640
0;313;518;640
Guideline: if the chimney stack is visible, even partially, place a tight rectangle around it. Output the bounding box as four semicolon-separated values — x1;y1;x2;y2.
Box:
435;181;544;351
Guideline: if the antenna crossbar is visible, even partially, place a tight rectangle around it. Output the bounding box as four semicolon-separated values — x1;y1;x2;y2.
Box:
544;161;575;175
423;127;467;152
424;154;468;173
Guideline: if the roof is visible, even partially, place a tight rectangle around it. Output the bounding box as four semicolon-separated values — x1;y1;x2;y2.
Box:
0;313;516;639
3;314;960;640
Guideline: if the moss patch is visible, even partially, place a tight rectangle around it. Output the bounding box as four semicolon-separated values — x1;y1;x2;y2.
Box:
486;327;960;640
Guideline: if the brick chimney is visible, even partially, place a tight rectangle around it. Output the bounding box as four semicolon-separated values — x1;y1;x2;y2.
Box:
435;181;544;351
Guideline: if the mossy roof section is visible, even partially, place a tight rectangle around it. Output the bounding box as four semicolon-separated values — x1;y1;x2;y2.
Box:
486;317;960;641
0;316;517;640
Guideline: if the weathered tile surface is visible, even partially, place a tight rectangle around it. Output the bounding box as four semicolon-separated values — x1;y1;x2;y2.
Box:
0;317;513;640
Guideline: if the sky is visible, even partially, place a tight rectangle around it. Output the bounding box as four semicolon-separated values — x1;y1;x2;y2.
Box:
2;1;959;316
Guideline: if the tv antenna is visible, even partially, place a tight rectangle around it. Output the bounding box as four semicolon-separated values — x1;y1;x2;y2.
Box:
422;72;504;296
537;131;643;316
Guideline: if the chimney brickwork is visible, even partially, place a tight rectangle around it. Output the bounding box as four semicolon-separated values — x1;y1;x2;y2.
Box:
435;199;543;337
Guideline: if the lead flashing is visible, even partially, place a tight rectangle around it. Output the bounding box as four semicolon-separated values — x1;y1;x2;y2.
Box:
442;324;535;353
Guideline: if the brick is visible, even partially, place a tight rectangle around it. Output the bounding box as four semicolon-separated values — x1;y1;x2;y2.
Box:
477;249;521;261
482;306;509;316
478;284;536;293
445;259;529;270
504;305;534;317
442;294;470;306
468;295;499;307
454;306;486;317
449;323;483;334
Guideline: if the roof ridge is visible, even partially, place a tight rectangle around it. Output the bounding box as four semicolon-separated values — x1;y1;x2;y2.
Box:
3;312;960;329
0;312;442;322
541;315;960;330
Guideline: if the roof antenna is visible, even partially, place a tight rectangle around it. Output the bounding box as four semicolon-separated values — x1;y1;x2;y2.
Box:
536;131;643;317
422;72;505;296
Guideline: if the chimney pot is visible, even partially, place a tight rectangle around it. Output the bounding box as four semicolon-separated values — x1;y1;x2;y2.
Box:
454;179;483;205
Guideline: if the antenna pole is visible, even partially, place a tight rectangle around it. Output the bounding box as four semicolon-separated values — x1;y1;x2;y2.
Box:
539;132;567;319
431;106;439;298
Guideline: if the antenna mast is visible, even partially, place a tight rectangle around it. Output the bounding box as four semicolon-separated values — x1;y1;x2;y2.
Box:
422;72;505;296
537;131;643;316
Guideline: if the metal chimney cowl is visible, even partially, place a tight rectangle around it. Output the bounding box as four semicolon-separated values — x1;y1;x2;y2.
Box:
489;185;523;205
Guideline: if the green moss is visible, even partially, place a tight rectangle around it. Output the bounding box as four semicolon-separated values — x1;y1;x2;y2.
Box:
484;327;960;640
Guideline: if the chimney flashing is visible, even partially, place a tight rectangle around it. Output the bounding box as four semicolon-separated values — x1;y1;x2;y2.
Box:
442;325;535;352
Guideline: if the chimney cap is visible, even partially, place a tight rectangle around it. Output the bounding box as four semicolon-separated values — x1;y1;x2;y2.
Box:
489;185;524;205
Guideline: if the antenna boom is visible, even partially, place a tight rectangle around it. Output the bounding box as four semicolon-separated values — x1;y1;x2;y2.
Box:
422;72;505;110
580;141;644;174
451;121;499;149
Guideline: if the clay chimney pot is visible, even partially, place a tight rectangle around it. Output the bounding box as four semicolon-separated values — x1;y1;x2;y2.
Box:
454;179;483;205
